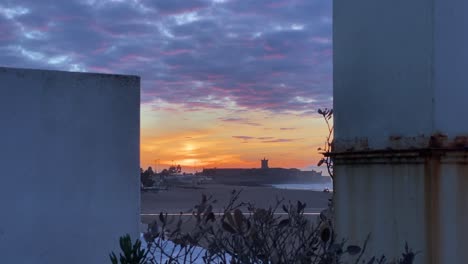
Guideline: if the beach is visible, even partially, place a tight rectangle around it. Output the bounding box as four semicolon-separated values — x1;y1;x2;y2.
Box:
141;183;332;225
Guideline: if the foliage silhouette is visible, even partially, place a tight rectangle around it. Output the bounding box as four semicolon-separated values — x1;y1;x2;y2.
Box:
110;191;417;264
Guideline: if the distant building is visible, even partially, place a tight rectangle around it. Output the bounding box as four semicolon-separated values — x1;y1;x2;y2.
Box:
261;158;269;169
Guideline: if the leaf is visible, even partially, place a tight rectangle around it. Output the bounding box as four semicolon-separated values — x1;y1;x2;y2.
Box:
205;212;215;223
233;209;244;228
347;245;361;255
225;211;235;226
319;211;327;222
317;159;325;167
321;227;331;242
222;221;236;234
278;219;290;228
109;253;118;264
297;201;306;213
318;109;324;115
282;204;289;213
159;212;166;224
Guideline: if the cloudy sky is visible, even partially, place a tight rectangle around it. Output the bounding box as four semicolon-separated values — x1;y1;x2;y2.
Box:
0;0;332;172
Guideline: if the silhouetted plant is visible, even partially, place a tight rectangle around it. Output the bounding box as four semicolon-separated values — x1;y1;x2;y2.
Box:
316;108;334;180
129;191;417;264
110;234;148;264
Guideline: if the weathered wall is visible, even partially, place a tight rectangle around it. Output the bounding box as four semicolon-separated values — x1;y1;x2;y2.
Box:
434;0;468;136
334;153;468;263
334;157;427;260
0;67;140;264
333;0;434;151
334;0;468;263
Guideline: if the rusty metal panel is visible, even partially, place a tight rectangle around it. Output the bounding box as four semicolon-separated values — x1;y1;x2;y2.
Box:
334;151;468;263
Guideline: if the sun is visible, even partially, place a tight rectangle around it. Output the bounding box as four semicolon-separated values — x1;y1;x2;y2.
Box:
184;143;195;152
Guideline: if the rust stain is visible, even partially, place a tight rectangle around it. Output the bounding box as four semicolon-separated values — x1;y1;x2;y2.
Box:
334;137;370;152
334;133;468;157
424;154;441;264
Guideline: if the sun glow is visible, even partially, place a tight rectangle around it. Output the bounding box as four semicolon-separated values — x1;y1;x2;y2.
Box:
140;102;328;173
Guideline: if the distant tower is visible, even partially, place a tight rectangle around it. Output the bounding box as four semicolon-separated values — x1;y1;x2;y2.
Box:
261;158;269;169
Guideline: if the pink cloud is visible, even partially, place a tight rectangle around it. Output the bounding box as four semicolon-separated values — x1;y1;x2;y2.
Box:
161;49;192;56
119;54;150;63
264;44;275;51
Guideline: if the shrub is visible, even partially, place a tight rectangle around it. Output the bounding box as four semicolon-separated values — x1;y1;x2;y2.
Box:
111;190;418;264
110;234;148;264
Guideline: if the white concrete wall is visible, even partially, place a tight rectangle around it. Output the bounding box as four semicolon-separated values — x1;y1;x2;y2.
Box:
0;67;140;264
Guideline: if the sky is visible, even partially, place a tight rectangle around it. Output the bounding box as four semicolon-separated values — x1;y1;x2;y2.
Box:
0;0;332;173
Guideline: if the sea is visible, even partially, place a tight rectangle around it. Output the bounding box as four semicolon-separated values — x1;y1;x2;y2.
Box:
270;182;333;192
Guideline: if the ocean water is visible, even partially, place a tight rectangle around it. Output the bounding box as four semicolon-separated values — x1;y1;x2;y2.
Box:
271;182;333;192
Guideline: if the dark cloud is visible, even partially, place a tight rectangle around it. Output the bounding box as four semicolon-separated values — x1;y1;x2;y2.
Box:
232;135;298;143
142;0;208;15
219;117;261;126
257;137;274;140
232;136;256;141
261;138;297;143
0;0;332;113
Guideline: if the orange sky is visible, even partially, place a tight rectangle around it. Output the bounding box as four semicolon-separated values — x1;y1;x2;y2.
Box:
140;102;330;174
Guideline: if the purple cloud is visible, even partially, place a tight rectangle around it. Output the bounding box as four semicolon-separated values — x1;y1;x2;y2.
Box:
232;136;256;141
257;137;274;140
0;0;332;113
232;135;298;143
219;117;261;126
261;138;297;143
